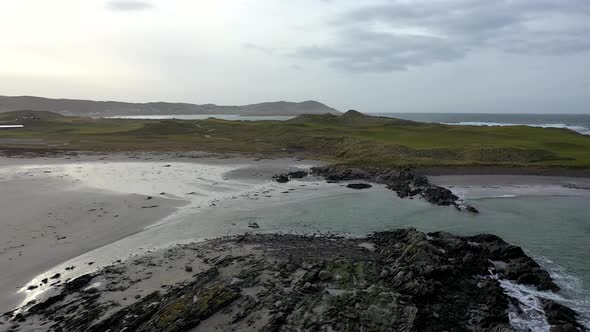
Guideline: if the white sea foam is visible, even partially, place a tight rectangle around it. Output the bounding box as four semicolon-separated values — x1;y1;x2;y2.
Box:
498;278;552;331
443;122;590;135
493;258;590;331
536;256;590;329
471;194;519;199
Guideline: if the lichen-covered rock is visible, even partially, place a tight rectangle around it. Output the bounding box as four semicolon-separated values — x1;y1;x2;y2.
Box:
4;229;582;332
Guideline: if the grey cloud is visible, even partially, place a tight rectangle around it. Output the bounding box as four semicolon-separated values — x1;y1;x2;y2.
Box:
243;43;275;55
107;0;153;11
296;0;590;72
298;30;466;72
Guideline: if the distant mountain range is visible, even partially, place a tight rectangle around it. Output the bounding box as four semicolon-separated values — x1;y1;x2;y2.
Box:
0;95;341;117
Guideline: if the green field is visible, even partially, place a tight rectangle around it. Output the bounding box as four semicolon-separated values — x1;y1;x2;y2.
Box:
2;110;590;170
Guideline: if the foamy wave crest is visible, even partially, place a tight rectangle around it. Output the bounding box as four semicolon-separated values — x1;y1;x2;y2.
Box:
493;257;590;331
535;256;590;329
470;194;519;200
498;279;551;331
444;122;590;135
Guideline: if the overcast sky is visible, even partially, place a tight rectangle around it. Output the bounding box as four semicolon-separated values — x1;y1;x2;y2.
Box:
2;0;590;113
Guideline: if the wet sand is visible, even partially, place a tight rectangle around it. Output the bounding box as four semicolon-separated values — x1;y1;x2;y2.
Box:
0;153;322;313
0;167;186;312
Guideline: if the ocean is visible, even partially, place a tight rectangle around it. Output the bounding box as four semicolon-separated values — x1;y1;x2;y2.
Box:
373;113;590;135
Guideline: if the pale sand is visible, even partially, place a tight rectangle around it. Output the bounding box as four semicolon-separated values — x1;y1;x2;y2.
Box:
0;172;186;312
0;153;322;312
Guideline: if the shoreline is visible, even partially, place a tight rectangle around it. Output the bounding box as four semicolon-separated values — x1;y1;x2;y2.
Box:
1;153;590;330
3;148;590;177
0;154;323;313
0;171;188;313
3;229;587;331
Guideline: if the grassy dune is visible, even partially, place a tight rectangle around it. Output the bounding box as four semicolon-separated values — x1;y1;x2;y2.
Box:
2;110;590;169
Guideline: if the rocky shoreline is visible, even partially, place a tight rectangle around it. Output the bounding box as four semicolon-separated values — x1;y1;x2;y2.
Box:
273;166;479;213
2;229;585;331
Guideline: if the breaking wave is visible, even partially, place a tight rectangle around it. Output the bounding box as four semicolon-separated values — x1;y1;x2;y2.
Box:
495;257;590;331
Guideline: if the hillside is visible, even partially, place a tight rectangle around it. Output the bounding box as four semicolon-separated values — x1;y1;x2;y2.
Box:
1;110;590;170
0;95;340;117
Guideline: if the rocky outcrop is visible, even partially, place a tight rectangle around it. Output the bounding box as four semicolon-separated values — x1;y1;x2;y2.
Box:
273;166;478;212
4;229;581;331
542;299;586;332
272;170;308;183
346;183;372;189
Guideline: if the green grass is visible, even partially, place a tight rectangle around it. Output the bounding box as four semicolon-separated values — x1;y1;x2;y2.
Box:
2;110;590;169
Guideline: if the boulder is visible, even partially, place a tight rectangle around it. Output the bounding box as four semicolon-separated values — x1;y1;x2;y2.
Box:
272;171;309;183
287;171;308;179
273;174;289;183
503;257;559;291
542;299;584;331
346;183;372;190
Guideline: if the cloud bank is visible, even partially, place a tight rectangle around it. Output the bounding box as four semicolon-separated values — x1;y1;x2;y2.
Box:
296;0;590;72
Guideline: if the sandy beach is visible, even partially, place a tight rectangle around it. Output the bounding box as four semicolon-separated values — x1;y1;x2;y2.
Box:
0;175;184;313
1;153;590;330
0;153;323;313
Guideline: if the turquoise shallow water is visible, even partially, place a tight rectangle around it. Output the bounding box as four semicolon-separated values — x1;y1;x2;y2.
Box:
225;190;590;326
237;192;590;285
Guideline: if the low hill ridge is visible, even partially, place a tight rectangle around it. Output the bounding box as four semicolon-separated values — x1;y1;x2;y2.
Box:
289;109;420;126
341;109;365;117
0;95;340;117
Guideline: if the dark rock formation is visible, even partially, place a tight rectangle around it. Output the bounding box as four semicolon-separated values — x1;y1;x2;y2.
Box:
272;170;309;183
286;171;308;179
503;257;559;291
308;166;478;212
346;183;372;190
542;299;586;332
4;229;581;332
272;174;290;183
